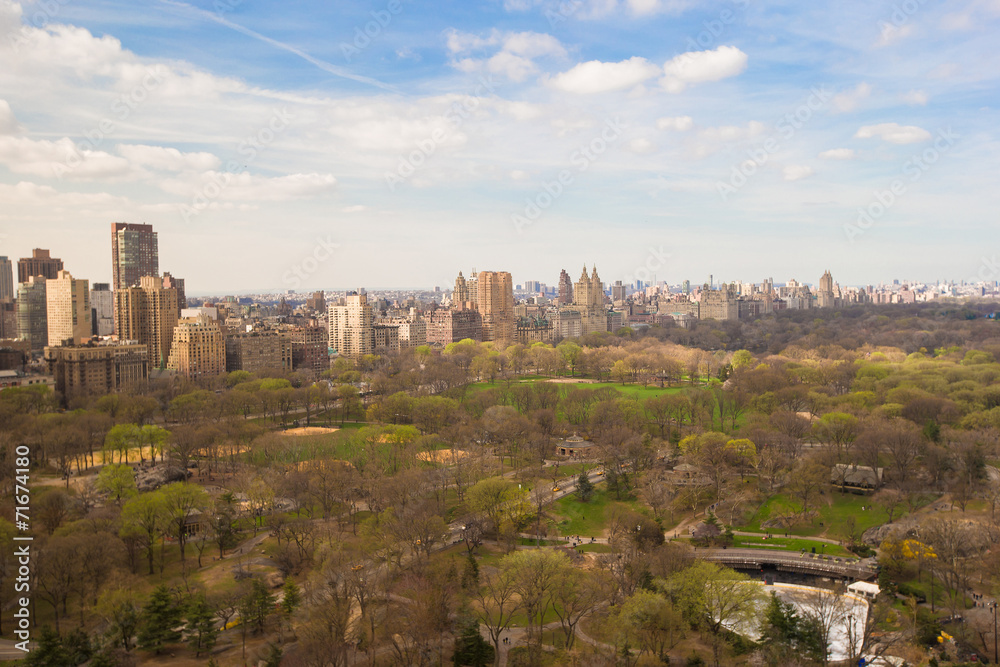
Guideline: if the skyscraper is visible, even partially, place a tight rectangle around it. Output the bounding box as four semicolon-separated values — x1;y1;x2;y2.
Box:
16;276;47;350
17;248;63;283
111;222;159;290
328;291;373;358
115;276;180;370
817;270;836;308
46;270;91;346
476;271;515;343
167;315;226;379
90;283;115;336
572;265;608;335
0;256;13;301
454;271;470;305
558;269;573;305
161;272;186;309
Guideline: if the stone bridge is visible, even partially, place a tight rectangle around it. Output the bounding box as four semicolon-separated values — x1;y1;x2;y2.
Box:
698;547;878;581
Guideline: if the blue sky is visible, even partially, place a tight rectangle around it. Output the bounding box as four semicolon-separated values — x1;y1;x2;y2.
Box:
0;0;998;294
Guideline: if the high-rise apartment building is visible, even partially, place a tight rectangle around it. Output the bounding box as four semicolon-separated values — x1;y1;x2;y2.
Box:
16;276;47;350
476;271;515;343
557;269;573;305
427;306;482;345
611;280;627;302
0;256;12;301
817;270;837;308
161;272;186;309
225;330;292;374
305;291;326;313
283;325;328;373
46;270;91;346
454;272;470;306
328;292;373;358
167;315;226;379
111;222;159;290
90;283;115;336
571;266;608;335
115;275;180;370
18;249;63;283
45;341;149;401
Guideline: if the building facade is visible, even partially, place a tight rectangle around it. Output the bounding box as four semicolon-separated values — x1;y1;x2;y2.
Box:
115;275;180;370
0;256;12;301
167;315;226;378
17;248;63;283
90;283;115;336
46;270;91;346
426;307;482;345
283;325;328;373
45;341;148;400
328;292;374;358
476;270;515;343
16;276;47;350
111;222;159;291
225;330;292;374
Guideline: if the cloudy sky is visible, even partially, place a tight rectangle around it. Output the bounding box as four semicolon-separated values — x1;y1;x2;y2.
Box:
0;0;998;294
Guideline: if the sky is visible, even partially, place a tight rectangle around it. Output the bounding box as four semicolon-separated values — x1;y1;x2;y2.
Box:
0;0;998;294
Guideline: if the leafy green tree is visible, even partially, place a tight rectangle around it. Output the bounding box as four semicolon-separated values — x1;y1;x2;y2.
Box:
23;626;70;666
461;552;480;590
103;423;141;464
263;643;283;667
121;491;164;575
280;579;302;638
453;619;495;666
95;463;137;505
137;585;182;653
575;472;594;502
160;481;209;562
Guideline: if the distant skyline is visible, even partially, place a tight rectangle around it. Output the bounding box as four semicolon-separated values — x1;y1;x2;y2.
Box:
1;1;998;292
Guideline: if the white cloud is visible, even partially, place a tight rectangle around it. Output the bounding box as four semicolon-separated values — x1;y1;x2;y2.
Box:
0;135;132;180
118;144;221;172
509;169;529;180
341;205;367;213
0;180;130;208
549;57;660;94
0;99;20;134
876;22;913;47
660;46;748;93
446;30;565;82
928;63;959;79
818;148;855;160
832;82;871;113
160;171;337;202
855;122;931;144
902;89;928;106
626;0;694;15
656;116;693;131
698;121;764;143
626;138;655;154
783;165;814;181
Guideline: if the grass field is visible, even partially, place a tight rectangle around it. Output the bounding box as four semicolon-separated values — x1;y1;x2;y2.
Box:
730;535;853;558
734;491;937;540
549;485;651;538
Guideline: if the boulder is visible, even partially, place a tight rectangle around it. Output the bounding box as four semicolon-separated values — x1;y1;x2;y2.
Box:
135;464;191;492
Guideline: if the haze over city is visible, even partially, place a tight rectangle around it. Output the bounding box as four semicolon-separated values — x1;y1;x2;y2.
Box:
1;0;998;292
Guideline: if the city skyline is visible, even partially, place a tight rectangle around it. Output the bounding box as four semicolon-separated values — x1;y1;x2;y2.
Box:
0;1;997;291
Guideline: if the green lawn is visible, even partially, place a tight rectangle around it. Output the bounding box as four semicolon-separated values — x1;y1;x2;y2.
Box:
734;491;936;541
549;485;651;538
731;535;853;558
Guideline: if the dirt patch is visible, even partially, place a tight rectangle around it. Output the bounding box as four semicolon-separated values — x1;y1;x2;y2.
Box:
417;449;469;464
279;426;340;436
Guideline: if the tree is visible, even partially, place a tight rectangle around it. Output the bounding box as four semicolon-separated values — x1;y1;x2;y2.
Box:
137;585;182;653
280;579;302;639
122;491;164;575
453;619;495;667
242;577;276;635
185;594;219;657
467;477;530;538
617;589;686;662
787;459;828;515
575;472;594;502
472;566;522;666
96;463;137;505
98;583;142;652
160;481;209;563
